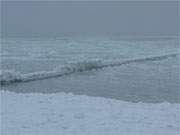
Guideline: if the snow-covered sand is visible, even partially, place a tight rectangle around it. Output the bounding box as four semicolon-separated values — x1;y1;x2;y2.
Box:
1;91;179;135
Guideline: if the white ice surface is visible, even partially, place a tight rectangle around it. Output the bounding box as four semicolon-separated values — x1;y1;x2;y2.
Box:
1;91;179;135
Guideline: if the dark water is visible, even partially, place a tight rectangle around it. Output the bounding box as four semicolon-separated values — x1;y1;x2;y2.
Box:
1;37;179;103
2;60;179;103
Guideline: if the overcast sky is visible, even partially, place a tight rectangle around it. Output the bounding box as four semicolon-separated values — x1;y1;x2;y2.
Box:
1;1;179;37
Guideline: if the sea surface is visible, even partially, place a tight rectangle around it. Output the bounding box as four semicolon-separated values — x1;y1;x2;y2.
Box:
1;36;179;103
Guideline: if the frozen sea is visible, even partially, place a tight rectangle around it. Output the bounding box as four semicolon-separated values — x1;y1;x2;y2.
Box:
0;36;180;134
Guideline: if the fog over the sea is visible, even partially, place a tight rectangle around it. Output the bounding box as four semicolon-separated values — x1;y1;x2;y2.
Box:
1;1;179;37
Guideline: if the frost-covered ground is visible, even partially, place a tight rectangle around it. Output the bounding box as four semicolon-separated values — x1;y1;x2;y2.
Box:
1;91;179;135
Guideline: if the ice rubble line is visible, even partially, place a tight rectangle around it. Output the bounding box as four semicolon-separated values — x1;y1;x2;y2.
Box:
0;53;179;85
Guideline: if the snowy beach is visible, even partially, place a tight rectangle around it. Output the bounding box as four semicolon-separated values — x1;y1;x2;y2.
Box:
1;1;180;134
1;91;179;135
1;36;180;135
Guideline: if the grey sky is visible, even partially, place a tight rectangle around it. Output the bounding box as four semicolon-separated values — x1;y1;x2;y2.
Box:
1;1;179;37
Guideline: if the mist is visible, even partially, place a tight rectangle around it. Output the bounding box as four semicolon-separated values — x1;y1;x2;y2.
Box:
2;1;179;37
